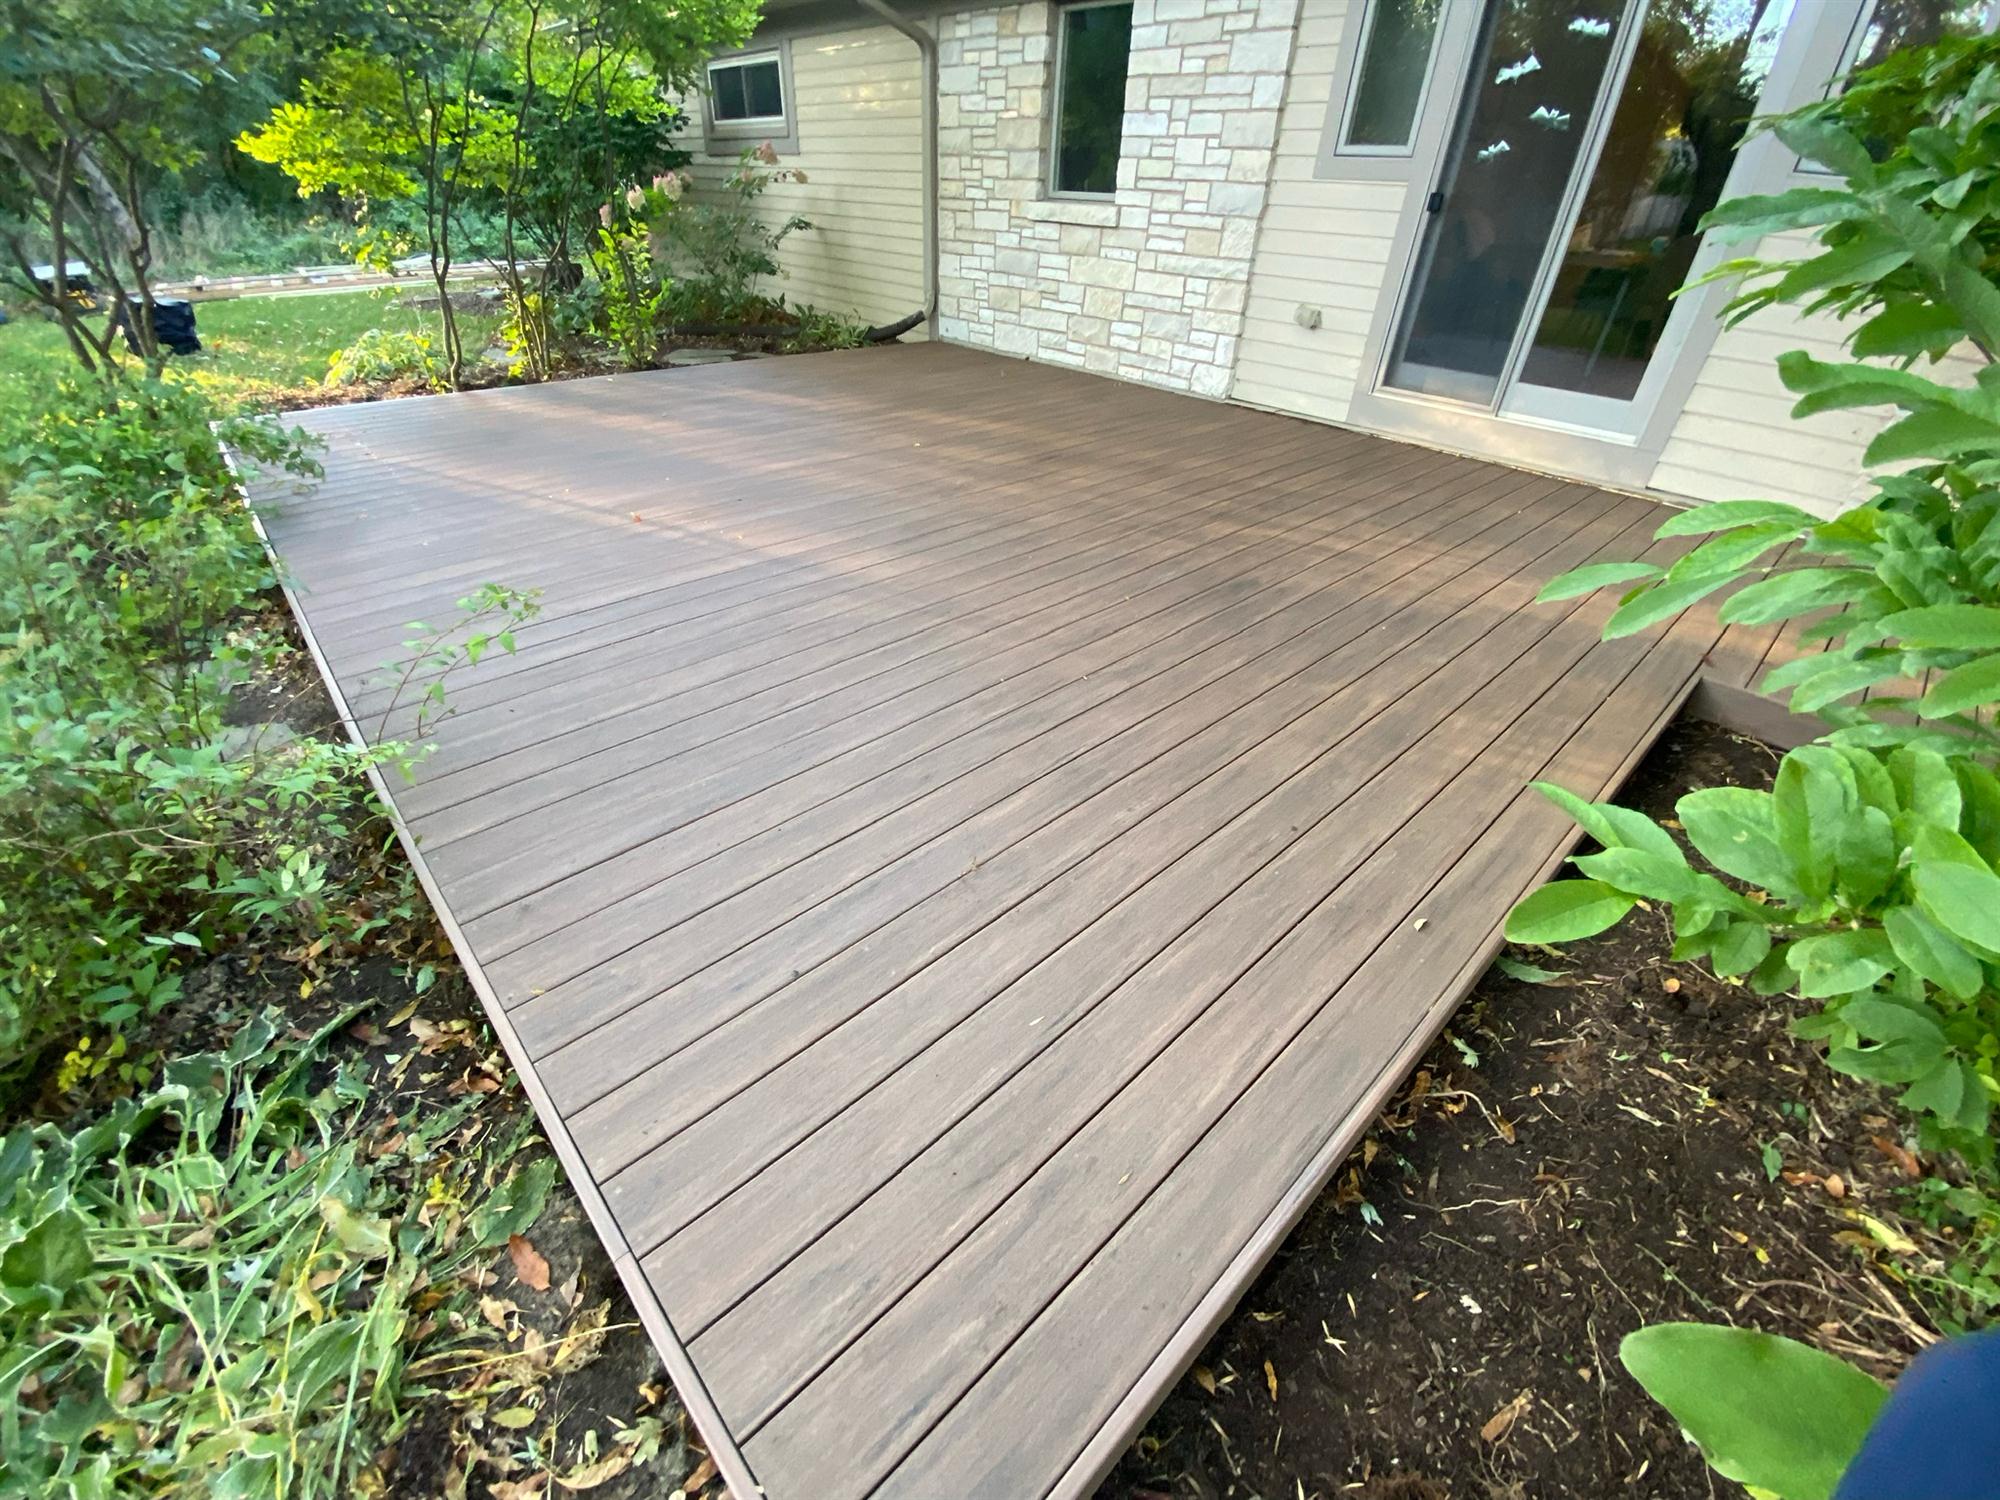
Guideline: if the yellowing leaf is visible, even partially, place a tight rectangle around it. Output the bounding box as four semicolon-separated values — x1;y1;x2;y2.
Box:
318;1197;393;1259
491;1406;539;1430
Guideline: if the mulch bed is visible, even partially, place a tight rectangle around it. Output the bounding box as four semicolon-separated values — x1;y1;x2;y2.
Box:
1095;717;1936;1500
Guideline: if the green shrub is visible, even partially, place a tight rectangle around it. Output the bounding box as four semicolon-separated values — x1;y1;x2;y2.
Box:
324;327;445;389
0;378;406;1087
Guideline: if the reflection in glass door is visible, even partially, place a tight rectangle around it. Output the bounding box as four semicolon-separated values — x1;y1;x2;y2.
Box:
1382;0;1798;433
1384;0;1630;405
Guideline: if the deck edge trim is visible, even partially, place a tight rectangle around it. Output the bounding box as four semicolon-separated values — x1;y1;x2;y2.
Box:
228;445;766;1500
1043;662;1707;1500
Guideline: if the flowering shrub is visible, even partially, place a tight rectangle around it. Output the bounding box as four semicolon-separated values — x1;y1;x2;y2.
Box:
655;142;813;322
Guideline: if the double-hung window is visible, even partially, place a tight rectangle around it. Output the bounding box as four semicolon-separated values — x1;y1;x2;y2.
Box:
1050;1;1134;197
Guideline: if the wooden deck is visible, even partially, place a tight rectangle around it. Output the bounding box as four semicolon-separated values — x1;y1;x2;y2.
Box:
246;343;1754;1499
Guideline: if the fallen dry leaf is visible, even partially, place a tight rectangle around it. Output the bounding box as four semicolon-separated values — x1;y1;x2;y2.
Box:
681;1455;717;1495
1263;1359;1278;1403
1872;1135;1922;1180
508;1234;552;1293
479;1294;517;1332
556;1450;633;1491
1481;1391;1532;1443
1191;1364;1218;1396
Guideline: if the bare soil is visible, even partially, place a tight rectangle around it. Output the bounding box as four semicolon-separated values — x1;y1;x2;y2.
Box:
1095;718;1936;1500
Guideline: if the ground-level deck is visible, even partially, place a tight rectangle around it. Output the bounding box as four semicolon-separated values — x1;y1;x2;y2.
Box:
247;343;1775;1499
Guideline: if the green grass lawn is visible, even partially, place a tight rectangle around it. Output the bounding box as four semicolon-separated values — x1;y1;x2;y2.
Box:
0;286;504;416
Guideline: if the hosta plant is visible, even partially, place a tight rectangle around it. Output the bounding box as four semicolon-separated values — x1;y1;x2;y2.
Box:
1507;749;2000;1158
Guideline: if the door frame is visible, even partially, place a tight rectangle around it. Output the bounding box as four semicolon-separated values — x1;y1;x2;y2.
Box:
1336;0;1866;490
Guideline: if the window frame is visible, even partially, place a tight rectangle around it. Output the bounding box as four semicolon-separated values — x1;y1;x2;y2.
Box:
1315;0;1450;178
1047;0;1135;202
701;43;798;156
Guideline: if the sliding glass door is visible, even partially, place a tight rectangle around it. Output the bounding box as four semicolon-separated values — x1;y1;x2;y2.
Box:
1381;0;1799;436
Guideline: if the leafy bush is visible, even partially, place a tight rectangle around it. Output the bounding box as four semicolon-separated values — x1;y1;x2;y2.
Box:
1507;37;2000;1308
324;326;446;389
0;1007;558;1496
0;377;406;1087
656;144;812;323
587;214;671;370
787;305;870;352
1508;751;2000;1158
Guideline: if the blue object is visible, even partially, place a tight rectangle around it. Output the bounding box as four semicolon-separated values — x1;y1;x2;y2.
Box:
1835;1328;2000;1499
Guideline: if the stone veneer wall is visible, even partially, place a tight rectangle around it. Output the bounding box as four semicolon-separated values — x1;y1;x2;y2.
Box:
934;0;1300;396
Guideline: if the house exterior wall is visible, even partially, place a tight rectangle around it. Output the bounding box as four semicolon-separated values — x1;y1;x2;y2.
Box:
933;0;1297;395
725;0;1934;519
1229;0;1394;426
684;24;929;329
1227;3;1914;518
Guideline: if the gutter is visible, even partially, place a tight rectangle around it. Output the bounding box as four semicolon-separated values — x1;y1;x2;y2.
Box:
853;0;940;331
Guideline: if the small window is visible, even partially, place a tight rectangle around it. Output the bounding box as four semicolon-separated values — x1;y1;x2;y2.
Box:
708;53;786;125
1338;0;1444;153
1051;1;1134;197
1798;0;1995;171
1841;0;1993;79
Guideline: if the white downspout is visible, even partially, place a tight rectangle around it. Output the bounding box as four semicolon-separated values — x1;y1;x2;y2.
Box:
854;0;940;330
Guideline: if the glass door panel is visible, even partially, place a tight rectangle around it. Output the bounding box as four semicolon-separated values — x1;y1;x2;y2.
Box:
1508;0;1798;414
1382;0;1631;405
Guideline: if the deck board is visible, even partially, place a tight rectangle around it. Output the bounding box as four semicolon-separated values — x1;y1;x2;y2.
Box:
245;343;1745;1500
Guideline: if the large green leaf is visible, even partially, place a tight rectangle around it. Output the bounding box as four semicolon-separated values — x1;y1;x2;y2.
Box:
1911;828;2000;952
1889;746;1963;831
1789;657;1906;714
1531;781;1683;861
1773;749;1854;905
1851;299;1970;361
1697;185;1873;243
1787;930;1897;999
1665;524;1801;583
1619;1323;1884;1500
1866;406;2000;465
1504;879;1635;944
1572;847;1699;903
1883;904;1985;999
1918;654;2000;717
1679;787;1799;899
1834;804;1898;908
1653;499;1817;538
1601;573;1732;639
1777;349;1966;414
1825;996;1950;1085
1722;568;1872;627
1711;919;1773;979
1880;604;2000;650
1533;560;1663;603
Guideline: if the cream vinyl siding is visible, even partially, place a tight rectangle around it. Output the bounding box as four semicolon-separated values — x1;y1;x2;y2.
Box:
1232;0;1401;423
687;24;928;331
